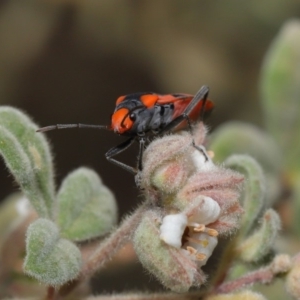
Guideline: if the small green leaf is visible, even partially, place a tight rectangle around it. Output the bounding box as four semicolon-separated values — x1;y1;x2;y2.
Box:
261;20;300;179
24;218;82;286
57;167;117;242
225;155;266;236
0;107;55;218
260;20;300;237
0;125;49;217
208;121;281;205
237;209;281;263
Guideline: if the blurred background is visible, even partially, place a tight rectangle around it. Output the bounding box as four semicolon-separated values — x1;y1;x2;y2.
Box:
0;0;300;295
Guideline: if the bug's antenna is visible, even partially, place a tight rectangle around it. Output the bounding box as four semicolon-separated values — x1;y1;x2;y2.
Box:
36;124;109;133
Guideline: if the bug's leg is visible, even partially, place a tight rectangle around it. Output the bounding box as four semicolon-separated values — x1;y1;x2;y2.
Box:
105;137;137;175
159;86;210;157
192;143;209;161
159;85;209;135
134;137;147;189
137;137;146;171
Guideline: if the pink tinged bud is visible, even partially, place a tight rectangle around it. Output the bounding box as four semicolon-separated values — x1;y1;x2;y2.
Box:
209;204;244;235
151;160;189;194
149;145;216;195
139;130;213;192
183;169;244;196
271;254;291;274
286;255;300;299
175;168;244;236
140;134;192;187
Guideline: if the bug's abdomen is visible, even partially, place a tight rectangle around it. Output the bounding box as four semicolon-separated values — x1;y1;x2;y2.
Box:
129;104;174;135
148;104;174;132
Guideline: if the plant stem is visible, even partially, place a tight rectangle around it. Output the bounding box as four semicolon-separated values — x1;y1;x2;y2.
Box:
82;200;150;277
59;200;150;297
46;286;55;300
215;265;274;294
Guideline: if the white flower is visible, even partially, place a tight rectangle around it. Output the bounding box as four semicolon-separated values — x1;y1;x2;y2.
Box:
160;196;220;265
186;196;221;225
160;213;187;248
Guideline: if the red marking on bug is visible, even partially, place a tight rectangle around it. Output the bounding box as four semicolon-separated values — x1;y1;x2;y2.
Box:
140;94;158;108
169;95;214;131
116;95;126;105
111;108;133;134
156;94;192;105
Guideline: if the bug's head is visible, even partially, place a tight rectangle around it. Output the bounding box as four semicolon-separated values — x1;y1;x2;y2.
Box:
110;108;135;135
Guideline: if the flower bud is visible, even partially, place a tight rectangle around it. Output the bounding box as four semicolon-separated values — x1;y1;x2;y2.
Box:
151;160;189;194
271;254;291;274
286;254;300;299
139;130;209;193
176;168;244;235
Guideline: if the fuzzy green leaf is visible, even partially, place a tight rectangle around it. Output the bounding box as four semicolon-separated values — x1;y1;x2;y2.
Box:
24;218;82;286
225;155;266;236
261;20;300;178
0;126;49;218
261;20;300;236
237;209;281;263
57;167;117;242
0;107;55;218
208;121;281;205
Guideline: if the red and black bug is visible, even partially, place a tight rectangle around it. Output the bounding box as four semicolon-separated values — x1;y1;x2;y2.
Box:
37;85;213;175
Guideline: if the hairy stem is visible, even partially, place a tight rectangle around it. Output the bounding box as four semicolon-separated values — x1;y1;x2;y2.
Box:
82;200;150;277
210;236;238;287
215;265;274;294
215;253;292;294
59;200;150;297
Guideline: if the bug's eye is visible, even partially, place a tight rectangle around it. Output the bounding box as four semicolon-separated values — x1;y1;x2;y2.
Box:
129;113;136;121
